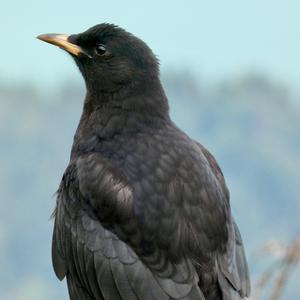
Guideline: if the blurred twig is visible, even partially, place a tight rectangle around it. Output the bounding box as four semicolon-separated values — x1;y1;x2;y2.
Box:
252;261;282;300
253;237;300;300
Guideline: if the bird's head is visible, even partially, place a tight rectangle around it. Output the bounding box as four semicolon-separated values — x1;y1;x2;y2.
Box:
37;24;160;95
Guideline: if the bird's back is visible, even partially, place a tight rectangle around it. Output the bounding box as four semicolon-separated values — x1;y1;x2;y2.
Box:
53;120;250;299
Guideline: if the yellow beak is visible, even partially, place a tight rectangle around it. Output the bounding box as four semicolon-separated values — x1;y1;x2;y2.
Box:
37;33;91;58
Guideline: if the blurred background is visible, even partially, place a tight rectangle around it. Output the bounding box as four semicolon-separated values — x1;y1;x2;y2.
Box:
1;1;299;299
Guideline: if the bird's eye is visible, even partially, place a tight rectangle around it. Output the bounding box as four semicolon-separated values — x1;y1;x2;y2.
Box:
95;44;107;56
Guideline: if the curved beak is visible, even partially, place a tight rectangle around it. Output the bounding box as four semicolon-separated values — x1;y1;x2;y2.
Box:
37;33;91;58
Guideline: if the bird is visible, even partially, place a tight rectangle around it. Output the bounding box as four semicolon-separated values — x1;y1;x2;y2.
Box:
37;23;251;300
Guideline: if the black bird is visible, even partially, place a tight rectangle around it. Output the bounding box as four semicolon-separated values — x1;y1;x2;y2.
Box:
38;24;250;300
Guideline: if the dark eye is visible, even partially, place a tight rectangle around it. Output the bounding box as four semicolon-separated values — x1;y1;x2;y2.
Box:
95;44;107;56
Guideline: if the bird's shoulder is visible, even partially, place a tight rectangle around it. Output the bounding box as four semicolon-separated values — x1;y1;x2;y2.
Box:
62;123;232;254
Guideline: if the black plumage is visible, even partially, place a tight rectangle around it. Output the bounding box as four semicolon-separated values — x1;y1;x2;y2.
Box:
38;23;251;299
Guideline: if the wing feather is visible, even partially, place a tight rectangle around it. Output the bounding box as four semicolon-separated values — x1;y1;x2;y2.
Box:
53;148;250;300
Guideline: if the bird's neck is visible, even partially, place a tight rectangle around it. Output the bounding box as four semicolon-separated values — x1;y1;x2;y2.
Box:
71;79;170;158
85;77;169;116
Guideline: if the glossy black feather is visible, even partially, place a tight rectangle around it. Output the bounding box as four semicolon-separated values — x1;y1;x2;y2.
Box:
49;23;251;299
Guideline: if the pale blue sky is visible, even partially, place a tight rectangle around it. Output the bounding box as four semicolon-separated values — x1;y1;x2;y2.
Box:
1;0;300;92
